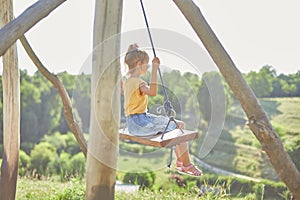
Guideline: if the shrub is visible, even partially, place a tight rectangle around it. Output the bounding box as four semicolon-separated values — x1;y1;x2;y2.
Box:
19;150;30;176
30;142;56;175
123;170;156;189
70;152;86;178
48;151;72;181
43;132;67;155
273;124;287;138
64;132;81;155
43;132;81;156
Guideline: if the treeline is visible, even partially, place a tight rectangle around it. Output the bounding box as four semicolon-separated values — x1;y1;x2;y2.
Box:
0;66;299;153
244;65;300;97
0;70;91;154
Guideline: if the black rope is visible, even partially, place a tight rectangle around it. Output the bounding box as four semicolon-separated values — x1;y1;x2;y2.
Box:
140;0;184;142
139;0;171;110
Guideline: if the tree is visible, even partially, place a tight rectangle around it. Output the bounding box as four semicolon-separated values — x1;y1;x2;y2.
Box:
245;65;276;97
173;0;300;198
30;142;56;175
20;36;88;157
86;0;123;199
0;1;20;199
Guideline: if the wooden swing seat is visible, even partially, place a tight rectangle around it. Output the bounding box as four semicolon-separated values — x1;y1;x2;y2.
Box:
119;128;198;148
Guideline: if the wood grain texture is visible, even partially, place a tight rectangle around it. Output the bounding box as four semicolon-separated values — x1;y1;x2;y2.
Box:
119;129;198;147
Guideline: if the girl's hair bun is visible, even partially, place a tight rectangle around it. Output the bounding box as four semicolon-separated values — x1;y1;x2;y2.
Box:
124;43;149;72
127;43;139;52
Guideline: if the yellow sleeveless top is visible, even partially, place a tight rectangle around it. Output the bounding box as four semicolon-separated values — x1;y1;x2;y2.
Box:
123;77;148;116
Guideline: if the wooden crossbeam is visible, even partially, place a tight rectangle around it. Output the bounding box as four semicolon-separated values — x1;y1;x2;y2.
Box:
119;129;198;148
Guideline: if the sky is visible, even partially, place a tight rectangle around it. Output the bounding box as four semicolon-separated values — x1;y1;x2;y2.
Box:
2;0;299;75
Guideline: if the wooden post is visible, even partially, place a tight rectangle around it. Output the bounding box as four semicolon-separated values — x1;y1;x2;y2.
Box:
86;0;123;199
0;0;66;56
173;0;300;198
0;0;20;199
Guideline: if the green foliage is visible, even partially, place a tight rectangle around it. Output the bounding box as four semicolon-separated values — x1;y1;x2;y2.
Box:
17;173;290;199
123;170;156;189
19;150;31;176
286;137;300;171
48;152;71;181
43;132;81;155
1;67;300;153
53;180;85;200
244;66;275;97
197;174;289;199
17;177;85;200
69;153;86;178
30;142;56;175
1;68;300;198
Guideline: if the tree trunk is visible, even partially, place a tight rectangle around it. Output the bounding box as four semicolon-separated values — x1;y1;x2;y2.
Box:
0;0;20;199
173;0;300;198
0;0;66;56
19;35;88;157
86;0;123;199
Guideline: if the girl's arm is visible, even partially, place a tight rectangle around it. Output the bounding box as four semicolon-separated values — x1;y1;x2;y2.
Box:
140;57;160;96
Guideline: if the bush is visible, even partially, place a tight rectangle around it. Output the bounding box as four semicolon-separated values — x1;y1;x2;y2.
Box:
30;142;56;175
20;142;34;155
43;132;81;156
123;170;156;189
48;151;72;181
43;132;67;155
70;153;86;178
19;150;31;176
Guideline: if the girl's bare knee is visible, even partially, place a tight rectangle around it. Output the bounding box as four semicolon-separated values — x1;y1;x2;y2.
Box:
176;120;185;129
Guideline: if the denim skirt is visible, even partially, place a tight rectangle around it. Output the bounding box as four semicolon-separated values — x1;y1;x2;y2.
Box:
126;113;176;136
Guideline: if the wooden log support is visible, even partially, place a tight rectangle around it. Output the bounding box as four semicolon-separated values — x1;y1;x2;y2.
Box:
0;0;66;56
0;0;20;199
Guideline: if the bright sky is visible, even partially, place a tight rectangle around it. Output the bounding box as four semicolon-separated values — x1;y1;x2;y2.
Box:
2;0;299;75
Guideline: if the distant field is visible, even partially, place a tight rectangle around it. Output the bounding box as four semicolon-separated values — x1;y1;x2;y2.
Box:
263;97;300;134
200;97;300;180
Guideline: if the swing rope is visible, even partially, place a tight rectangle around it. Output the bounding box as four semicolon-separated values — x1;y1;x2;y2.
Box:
140;0;175;117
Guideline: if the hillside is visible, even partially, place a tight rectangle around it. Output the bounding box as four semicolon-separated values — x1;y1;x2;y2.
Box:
199;97;300;181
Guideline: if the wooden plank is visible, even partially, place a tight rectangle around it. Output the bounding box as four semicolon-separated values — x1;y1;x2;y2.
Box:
119;129;198;148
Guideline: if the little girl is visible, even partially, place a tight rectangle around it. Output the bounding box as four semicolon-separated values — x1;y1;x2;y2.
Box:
122;43;202;177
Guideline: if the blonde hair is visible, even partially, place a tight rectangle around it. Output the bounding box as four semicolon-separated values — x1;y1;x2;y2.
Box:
124;44;149;74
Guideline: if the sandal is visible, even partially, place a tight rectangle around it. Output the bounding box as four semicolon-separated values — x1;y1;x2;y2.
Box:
178;163;202;177
176;160;183;171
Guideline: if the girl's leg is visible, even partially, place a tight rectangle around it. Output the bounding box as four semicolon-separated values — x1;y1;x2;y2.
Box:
174;121;202;176
175;142;191;165
174;121;190;165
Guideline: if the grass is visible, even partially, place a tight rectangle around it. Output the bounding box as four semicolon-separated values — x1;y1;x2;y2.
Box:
265;97;300;134
16;173;289;200
16;175;232;200
17;177;66;199
17;177;86;200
